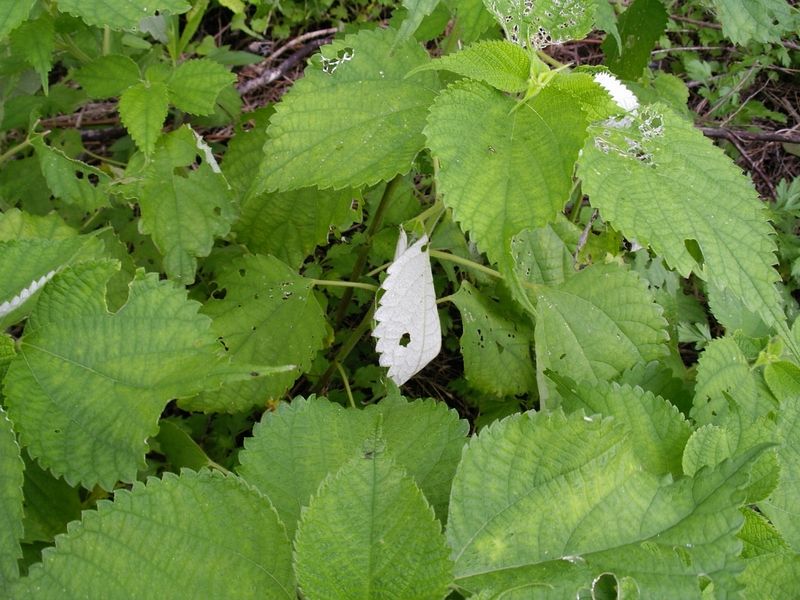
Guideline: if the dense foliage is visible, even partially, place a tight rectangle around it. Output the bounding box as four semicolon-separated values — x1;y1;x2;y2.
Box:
1;0;799;597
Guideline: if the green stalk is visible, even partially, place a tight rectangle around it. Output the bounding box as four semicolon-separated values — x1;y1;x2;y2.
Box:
313;302;376;394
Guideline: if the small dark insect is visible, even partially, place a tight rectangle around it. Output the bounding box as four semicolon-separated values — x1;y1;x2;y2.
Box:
250;371;260;377
487;145;496;153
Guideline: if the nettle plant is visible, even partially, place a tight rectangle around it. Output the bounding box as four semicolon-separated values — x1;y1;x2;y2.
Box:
2;0;800;597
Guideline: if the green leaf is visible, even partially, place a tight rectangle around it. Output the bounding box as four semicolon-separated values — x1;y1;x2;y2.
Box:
185;255;327;413
578;104;786;333
118;81;169;156
739;508;790;558
0;209;76;241
11;470;294;598
261;27;439;191
9;16;54;93
691;337;774;425
56;0;190;30
237;395;467;537
445;0;496;44
425;80;587;263
32;138;111;211
294;447;452;600
0;0;35;39
451;281;536;396
760;397;800;552
534;264;668;386
0;236;103;328
484;0;596;48
602;0;668;80
236;187;356;269
448;409;765;597
131;126;236;283
74;54;140;98
395;0;441;47
154;420;212;471
19;454;82;544
739;553;800;599
410;39;530;92
0;408;24;591
3;261;251;489
552;377;692;477
709;0;795;45
167;58;235;115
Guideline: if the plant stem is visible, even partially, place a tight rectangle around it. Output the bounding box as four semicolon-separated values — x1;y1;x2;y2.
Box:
0;138;33;167
310;279;378;292
335;362;356;409
313;302;375;394
102;26;111;55
428;249;503;279
333;175;402;326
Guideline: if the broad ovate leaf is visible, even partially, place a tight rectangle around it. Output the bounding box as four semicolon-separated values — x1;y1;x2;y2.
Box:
578;103;786;334
132;127;236;284
448;409;766;597
409;40;531;93
0;408;24;591
709;0;795;45
11;470;294;598
237;395;467;537
32;138;111;211
167;58;235;115
294;447;452;600
425;80;587;264
185;254;327;413
118;81;169;156
484;0;596;48
56;0;190;30
261;27;439;192
535;263;669;386
373;231;441;386
0;0;35;39
451;281;536;396
3;261;255;490
74;54;140;98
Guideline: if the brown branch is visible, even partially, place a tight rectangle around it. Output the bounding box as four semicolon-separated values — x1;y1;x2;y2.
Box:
237;39;328;95
700;127;800;144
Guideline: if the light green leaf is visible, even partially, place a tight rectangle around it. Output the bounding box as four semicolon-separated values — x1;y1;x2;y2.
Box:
739;553;800;599
709;0;795;45
410;39;530;92
0;236;103;328
0;209;76;241
11;470;294;599
236;187;356;269
552;377;692;477
9;16;54;93
0;408;24;591
261;27;439;192
739;508;790;558
764;360;800;399
760;396;800;552
237;395;467;537
167;58;235;115
508;224;575;290
425;80;587;263
395;0;441;47
534;263;668;385
4;261;253;489
56;0;190;30
451;281;536;396
74;54;140;98
221;111;272;201
294;447;452;600
445;0;496;44
185;254;327;413
578;104;785;333
32;138;111;210
484;0;596;48
602;0;668;80
691;337;774;425
118;81;169;156
448;409;765;597
0;0;35;39
133;126;236;283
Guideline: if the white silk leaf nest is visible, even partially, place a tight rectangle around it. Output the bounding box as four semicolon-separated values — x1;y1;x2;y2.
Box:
373;230;441;386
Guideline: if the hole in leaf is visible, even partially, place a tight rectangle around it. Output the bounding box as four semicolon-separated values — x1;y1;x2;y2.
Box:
75;170;84;180
211;288;227;299
591;573;619;600
239;268;246;277
88;173;100;186
684;238;704;269
399;332;411;347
